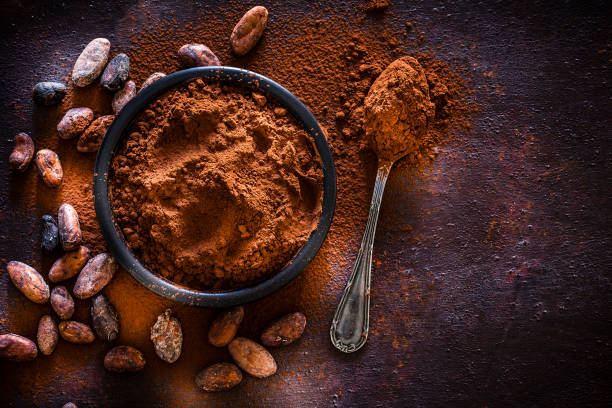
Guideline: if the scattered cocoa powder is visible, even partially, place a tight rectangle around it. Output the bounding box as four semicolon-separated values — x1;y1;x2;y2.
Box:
110;81;323;289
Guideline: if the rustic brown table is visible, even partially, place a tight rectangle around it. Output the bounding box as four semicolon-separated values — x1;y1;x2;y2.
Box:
1;1;611;406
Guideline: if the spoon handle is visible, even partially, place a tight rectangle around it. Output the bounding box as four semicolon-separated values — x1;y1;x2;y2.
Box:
330;161;393;353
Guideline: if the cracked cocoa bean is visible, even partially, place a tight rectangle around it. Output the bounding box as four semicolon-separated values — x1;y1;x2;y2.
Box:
32;81;66;106
208;306;244;347
57;107;94;140
9;132;34;172
0;333;37;361
58;321;95;344
195;362;243;392
37;315;58;356
104;346;146;372
178;44;220;67
73;253;116;299
35;149;63;188
230;6;268;56
41;214;60;253
260;312;307;347
228;337;277;378
6;261;50;304
91;294;119;342
72;38;110;87
112;80;136;113
101;53;130;91
58;203;82;251
51;286;75;320
49;246;90;282
77;115;114;153
150;309;182;363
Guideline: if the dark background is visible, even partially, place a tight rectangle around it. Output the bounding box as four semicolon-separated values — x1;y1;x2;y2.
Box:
1;0;611;407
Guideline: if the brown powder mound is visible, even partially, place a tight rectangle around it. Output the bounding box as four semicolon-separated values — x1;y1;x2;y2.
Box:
364;56;435;163
110;79;323;290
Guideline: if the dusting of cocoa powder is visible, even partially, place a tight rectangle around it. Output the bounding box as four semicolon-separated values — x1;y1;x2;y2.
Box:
110;80;322;289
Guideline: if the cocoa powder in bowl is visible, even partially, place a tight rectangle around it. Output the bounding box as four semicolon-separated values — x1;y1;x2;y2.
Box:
110;78;323;290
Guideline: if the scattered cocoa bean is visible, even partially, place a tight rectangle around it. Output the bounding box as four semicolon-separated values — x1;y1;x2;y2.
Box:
62;403;78;408
140;72;166;92
260;312;307;347
91;293;119;342
51;286;75;320
57;107;94;140
101;53;130;91
208;306;244;347
6;261;50;304
77;115;114;153
230;6;268;56
150;309;182;363
195;362;243;392
228;337;277;378
73;253;117;299
178;44;221;67
35;149;63;188
37;315;58;356
32;81;67;106
9;132;34;172
112;80;136;113
41;214;60;253
0;333;37;361
104;345;146;372
72;38;111;87
49;246;91;282
58;321;95;344
58;203;82;251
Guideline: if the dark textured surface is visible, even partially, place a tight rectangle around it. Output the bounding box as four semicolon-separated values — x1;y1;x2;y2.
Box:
1;1;611;407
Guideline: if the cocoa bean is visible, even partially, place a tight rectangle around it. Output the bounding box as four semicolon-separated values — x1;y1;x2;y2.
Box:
50;286;75;320
178;44;221;67
72;38;111;87
32;81;67;106
140;72;166;92
77;115;114;153
41;214;60;253
6;261;50;304
35;149;63;188
101;53;130;91
150;309;182;363
62;403;78;408
112;80;136;113
49;246;91;282
104;345;146;372
230;6;268;56
195;362;242;392
9;132;34;172
57;107;94;140
0;333;37;361
228;337;277;378
73;253;116;299
208;306;244;347
58;203;82;251
91;294;119;342
37;315;58;356
58;321;95;344
260;312;307;347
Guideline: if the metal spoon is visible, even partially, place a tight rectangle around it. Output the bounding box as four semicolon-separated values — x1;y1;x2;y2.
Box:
329;159;394;353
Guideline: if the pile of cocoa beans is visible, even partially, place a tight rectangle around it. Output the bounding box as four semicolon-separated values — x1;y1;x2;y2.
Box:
2;4;309;396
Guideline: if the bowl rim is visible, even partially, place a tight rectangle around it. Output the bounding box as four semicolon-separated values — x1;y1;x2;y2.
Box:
93;66;337;307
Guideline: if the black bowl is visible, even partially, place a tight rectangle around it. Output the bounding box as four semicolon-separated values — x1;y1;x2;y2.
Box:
93;67;336;307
